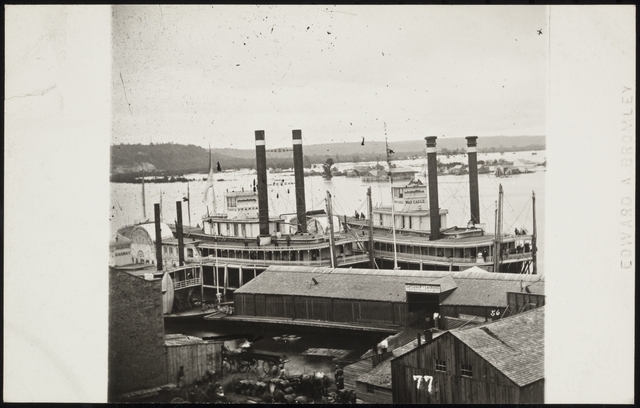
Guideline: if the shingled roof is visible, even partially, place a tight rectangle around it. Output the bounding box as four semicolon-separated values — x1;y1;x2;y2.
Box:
441;279;544;307
234;266;543;304
234;266;451;302
451;307;544;387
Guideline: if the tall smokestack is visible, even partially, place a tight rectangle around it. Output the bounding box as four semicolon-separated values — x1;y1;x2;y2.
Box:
466;136;480;225
425;136;441;241
154;203;163;271
176;201;185;266
292;130;307;233
255;130;270;237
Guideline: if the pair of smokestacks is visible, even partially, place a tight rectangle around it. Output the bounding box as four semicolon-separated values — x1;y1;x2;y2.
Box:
255;130;307;237
154;130;306;266
257;132;481;241
255;132;481;241
425;136;480;240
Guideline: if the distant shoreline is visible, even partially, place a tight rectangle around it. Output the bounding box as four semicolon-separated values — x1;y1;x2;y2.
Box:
111;150;546;184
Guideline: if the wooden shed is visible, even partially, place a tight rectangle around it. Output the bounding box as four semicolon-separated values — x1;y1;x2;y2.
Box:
391;307;544;404
438;270;544;329
164;334;224;386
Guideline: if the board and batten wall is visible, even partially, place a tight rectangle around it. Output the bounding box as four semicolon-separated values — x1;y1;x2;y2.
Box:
165;341;224;386
234;293;408;327
355;382;393;404
391;332;543;404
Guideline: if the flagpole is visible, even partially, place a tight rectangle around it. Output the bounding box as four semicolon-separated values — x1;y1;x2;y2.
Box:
141;173;146;220
209;145;216;215
386;138;399;270
187;182;191;227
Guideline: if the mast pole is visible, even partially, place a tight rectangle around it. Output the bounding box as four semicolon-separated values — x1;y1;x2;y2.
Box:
210;146;216;215
496;184;504;272
386;138;399;270
187;182;192;227
215;239;220;300
493;200;499;272
367;186;375;268
142;174;146;220
326;190;337;268
532;190;537;275
200;265;205;311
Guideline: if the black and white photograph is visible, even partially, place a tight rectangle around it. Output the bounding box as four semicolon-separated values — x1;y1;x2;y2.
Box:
4;5;635;404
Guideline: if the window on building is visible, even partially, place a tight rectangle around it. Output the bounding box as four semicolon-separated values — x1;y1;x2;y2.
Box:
435;359;447;372
379;214;383;225
366;384;375;394
227;197;237;208
461;364;473;378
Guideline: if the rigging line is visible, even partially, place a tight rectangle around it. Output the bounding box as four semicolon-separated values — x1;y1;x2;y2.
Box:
505;197;532;232
266;151;294;171
503;195;520;221
522;199;531;227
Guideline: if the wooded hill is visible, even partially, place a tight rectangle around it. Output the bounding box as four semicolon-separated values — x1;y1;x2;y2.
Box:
111;136;545;177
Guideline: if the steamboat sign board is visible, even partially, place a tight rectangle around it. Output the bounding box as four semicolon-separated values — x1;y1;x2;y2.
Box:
405;283;440;294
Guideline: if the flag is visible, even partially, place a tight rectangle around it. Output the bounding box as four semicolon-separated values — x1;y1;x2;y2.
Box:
203;146;215;205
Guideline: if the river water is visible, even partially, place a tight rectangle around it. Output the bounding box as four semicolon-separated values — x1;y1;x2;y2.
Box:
110;150;545;274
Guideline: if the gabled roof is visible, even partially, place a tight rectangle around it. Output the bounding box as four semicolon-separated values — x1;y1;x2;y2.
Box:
441;279;544;307
234;266;448;302
358;332;447;388
450;307;544;387
367;169;386;177
234;266;543;305
388;167;417;174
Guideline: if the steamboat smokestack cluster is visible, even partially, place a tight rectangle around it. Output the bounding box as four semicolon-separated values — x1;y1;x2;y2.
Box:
154;203;163;271
292;130;307;233
466;136;481;225
255;130;270;237
425;136;441;241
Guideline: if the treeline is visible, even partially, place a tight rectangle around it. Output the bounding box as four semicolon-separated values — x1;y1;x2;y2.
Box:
111;143;257;174
111;137;545;178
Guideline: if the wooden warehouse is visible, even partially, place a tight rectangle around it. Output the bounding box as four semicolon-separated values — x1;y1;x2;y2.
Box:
391;307;545;404
233;266;458;329
438;267;544;329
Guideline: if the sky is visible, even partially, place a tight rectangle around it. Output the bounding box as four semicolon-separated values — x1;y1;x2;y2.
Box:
112;5;548;150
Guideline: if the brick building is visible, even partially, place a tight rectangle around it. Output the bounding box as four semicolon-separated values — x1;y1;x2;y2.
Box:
108;267;167;399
